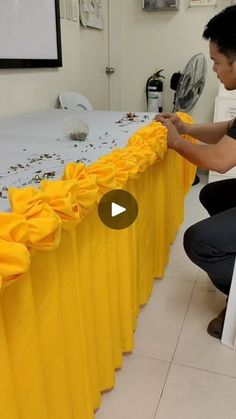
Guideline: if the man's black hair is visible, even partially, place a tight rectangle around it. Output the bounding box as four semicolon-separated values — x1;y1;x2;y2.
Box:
203;5;236;61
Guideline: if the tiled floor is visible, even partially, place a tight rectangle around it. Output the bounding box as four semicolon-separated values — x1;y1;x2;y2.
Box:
96;175;236;419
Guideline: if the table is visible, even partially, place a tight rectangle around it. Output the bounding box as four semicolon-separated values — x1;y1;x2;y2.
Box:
0;110;154;212
0;110;196;418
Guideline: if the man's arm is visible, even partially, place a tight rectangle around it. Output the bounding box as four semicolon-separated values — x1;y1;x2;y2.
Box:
172;135;236;173
158;116;236;173
184;120;233;144
155;112;234;144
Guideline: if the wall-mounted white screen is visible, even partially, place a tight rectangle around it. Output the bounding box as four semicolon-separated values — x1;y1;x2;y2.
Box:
0;0;62;68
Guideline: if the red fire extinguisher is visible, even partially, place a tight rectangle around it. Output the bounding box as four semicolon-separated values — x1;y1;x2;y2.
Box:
146;69;165;113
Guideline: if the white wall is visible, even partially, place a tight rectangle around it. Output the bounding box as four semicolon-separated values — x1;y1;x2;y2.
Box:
0;20;79;117
0;3;109;118
117;0;231;123
0;0;232;122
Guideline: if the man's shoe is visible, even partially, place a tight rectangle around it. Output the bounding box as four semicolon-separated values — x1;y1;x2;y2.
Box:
207;306;227;339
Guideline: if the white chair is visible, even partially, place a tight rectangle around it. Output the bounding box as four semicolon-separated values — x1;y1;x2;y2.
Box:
58;91;93;111
221;259;236;349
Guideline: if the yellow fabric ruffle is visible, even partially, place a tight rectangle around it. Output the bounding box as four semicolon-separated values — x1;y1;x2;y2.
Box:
40;178;98;228
99;150;139;180
8;187;61;250
0;213;29;244
176;112;198;194
0;112;198;419
0;213;30;290
2;113;196;289
0;238;30;290
62;163;100;208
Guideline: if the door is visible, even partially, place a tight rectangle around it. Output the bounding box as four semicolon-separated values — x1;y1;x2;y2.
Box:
78;0;110;110
108;0;121;110
78;0;121;111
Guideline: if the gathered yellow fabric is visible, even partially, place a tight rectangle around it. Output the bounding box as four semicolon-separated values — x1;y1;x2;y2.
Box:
127;121;167;162
8;187;61;250
2;113;195;288
0;214;30;289
63;161;89;181
0;113;197;419
62;163;99;209
99;150;139;180
40;178;98;228
86;163;118;200
0;213;29;244
0;238;30;290
176;112;198;194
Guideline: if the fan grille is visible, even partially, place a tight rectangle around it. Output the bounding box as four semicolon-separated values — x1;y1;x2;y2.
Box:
173;53;207;112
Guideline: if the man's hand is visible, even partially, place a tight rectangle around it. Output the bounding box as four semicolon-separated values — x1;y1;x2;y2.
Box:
157;115;182;149
154;112;186;135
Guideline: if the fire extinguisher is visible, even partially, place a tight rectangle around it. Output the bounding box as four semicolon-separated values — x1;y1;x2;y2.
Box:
146;69;165;113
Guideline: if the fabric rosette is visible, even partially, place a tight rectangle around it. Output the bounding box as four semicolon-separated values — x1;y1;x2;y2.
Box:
0;213;31;290
62;161;88;181
0;238;30;291
175;112;197;191
120;143;151;173
127;122;167;164
0;212;29;244
127;139;157;167
99;149;139;180
177;111;193;125
142;121;167;158
86;162;118;200
62;162;99;209
40;179;83;228
8;187;61;250
177;112;195;143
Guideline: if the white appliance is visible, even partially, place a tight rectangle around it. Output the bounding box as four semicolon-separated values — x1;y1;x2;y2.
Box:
208;83;236;183
209;83;236;350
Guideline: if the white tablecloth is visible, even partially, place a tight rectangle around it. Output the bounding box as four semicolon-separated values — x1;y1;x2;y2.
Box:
0;109;154;211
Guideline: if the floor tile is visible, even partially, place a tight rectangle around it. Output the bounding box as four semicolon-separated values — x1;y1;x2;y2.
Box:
155;363;236;419
95;354;169;419
181;204;208;231
173;281;236;377
134;277;195;361
197;268;218;291
181;176;209;231
164;241;200;281
97;173;236;419
196;268;209;282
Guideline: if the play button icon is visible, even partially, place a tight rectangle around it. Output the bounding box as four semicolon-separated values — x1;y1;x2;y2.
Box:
98;189;138;230
111;202;126;217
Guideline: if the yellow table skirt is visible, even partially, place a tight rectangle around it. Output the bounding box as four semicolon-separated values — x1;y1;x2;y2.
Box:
0;147;196;419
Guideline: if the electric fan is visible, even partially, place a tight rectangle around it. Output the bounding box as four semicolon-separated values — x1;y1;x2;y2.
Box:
171;53;207;112
170;53;207;186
